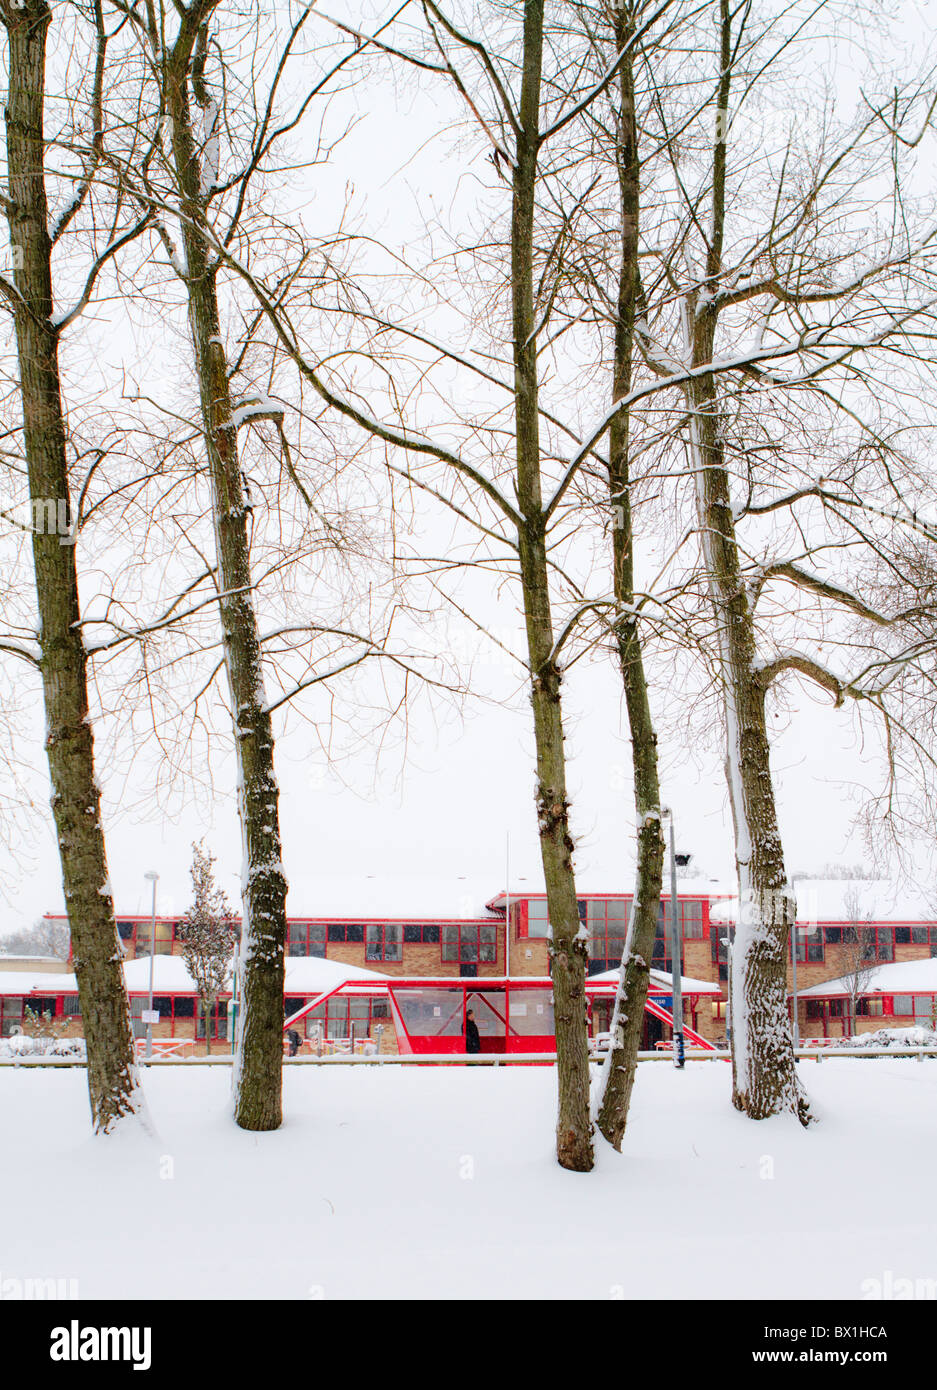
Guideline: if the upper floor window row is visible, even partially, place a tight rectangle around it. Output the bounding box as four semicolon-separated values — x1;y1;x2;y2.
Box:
525;897;706;942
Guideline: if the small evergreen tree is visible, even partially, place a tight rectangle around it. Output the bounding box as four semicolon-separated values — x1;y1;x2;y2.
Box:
178;843;238;1055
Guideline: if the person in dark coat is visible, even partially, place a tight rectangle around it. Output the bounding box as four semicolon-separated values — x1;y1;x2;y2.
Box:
287;1028;302;1057
465;1009;481;1054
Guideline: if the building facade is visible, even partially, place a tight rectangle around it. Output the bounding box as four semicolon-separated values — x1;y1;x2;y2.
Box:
1;879;932;1051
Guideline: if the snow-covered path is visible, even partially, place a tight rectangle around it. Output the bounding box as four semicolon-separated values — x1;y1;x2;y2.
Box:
1;1060;934;1299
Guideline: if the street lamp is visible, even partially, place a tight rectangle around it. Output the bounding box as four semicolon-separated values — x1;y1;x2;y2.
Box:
661;808;690;1069
143;871;159;1060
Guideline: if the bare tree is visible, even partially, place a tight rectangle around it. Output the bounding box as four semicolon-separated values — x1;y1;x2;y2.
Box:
840;886;877;1036
100;0;469;1130
582;0;667;1152
605;0;937;1123
0;917;70;959
0;0;144;1131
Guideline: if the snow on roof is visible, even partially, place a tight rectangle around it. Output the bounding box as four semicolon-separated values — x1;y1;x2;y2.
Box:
487;878;735;908
289;876;503;920
0;955;388;998
121;953;387;994
800;957;937;998
0;955;67;965
709;879;936;926
0;971;76;996
586;968;722;996
282;957;387;991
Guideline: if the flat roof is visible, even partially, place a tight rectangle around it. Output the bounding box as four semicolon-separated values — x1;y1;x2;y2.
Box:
799;957;937;998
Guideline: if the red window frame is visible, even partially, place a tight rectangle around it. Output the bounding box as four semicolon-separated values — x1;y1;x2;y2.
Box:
365;924;403;963
116;918;179;958
286;922;328;957
441;923;498;965
299;994;382;1040
792;926;824;964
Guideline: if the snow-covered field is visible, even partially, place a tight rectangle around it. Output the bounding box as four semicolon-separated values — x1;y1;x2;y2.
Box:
1;1059;934;1300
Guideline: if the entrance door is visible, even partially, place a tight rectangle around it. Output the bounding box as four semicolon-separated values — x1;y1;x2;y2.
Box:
466;989;506;1052
643;1011;664;1049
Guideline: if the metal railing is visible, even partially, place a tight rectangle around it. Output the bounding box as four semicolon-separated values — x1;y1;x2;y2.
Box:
3;1046;937;1067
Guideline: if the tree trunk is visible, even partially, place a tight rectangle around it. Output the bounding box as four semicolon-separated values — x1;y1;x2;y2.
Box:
512;0;593;1172
0;0;140;1133
165;24;287;1131
686;330;810;1125
595;12;665;1150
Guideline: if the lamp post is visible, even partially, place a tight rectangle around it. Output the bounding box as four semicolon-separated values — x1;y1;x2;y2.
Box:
143;871;159;1060
661;808;690;1069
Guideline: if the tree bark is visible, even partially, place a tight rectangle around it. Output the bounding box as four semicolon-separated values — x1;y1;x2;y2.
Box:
596;8;665;1150
164;15;287;1130
512;0;593;1172
0;0;140;1132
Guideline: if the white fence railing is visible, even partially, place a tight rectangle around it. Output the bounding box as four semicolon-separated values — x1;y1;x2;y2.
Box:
4;1046;937;1067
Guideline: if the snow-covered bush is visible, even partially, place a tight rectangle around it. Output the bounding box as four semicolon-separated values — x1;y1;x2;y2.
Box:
0;1032;86;1059
830;1026;937;1050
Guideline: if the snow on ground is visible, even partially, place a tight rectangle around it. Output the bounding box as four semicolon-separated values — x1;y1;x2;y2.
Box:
1;1060;935;1300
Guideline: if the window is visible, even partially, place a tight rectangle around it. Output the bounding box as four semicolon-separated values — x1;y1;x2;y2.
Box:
394;989;464;1038
653;901;705;971
115;919;178;958
442;924;497;964
0;997;24;1036
284;996;306;1017
366;925;402;962
508;987;554;1035
913;995;934;1021
859;928;894;963
62;995;81;1016
153;921;174;956
403;924;441;944
824;927;842;945
288;924;326;958
794;927;823;963
857;997;885;1017
28;997;57;1018
680;900;705;939
893;995;913;1016
806;1000;824;1020
585;899;629;968
173;997;195;1018
895;927;911;945
711;925;732;981
325;922;371;944
196;1001;228;1040
526;900;551;939
828;999;845;1018
304;995;373;1040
